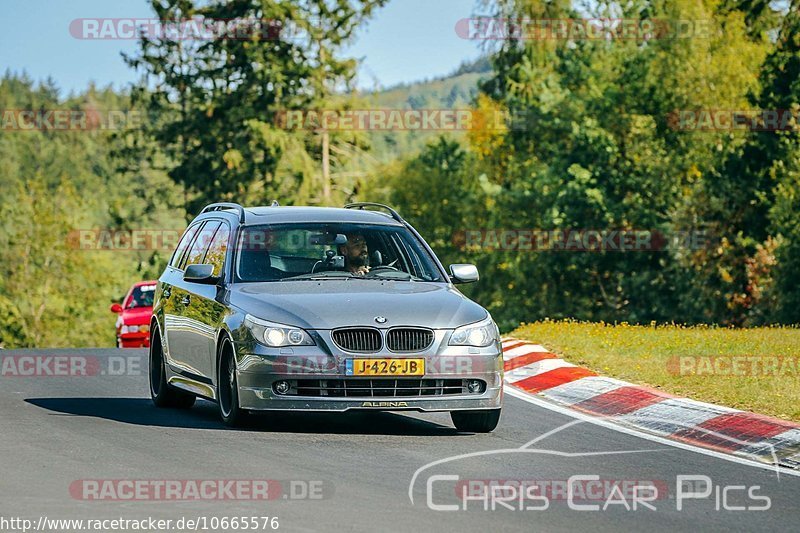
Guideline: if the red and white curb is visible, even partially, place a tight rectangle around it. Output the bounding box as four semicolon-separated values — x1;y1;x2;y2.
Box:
501;338;800;470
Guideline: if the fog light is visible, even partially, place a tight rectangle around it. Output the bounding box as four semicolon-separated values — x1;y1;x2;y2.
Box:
467;379;483;393
274;380;290;395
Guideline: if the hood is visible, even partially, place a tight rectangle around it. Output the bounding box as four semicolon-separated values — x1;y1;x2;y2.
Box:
120;306;153;326
229;280;487;330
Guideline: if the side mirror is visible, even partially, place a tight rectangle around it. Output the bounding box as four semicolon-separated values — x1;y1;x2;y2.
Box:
184;264;218;284
449;263;479;284
110;303;123;313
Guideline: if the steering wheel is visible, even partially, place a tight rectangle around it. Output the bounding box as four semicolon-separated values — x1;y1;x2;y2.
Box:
368;265;400;274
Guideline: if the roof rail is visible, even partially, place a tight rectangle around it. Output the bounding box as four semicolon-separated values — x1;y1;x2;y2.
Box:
343;202;404;223
199;202;246;223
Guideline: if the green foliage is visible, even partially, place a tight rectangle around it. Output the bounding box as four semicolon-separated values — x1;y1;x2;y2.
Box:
126;0;388;210
763;2;800;323
4;0;800;349
0;74;185;347
358;70;489;164
385;0;800;328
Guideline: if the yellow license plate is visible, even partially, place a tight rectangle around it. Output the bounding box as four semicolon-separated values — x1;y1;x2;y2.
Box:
346;358;425;376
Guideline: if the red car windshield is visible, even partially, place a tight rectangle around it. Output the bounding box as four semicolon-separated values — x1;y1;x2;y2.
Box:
126;284;156;309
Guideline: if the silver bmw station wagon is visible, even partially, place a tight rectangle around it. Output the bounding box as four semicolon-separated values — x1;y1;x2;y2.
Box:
149;202;503;432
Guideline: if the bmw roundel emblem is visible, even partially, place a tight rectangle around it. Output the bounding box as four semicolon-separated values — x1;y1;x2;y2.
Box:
374;316;387;324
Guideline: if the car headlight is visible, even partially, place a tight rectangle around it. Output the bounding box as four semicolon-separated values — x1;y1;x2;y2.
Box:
244;314;315;347
448;315;499;347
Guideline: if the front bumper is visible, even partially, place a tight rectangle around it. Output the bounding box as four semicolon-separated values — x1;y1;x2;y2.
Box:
237;391;503;412
233;330;503;412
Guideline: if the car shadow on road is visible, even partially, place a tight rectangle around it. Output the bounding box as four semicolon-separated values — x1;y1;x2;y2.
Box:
25;397;464;436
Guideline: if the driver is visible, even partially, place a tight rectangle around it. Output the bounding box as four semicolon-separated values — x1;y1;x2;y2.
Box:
339;233;370;276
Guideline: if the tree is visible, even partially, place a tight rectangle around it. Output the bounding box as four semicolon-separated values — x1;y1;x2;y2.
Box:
0;73;185;347
448;0;777;325
125;0;387;211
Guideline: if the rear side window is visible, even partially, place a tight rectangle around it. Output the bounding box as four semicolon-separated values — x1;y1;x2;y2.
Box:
183;221;221;269
203;223;231;277
170;223;202;268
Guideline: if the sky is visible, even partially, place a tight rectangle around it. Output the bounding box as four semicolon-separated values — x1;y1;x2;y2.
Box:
0;0;486;96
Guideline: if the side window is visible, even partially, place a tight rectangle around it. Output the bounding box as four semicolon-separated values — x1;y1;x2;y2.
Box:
202;223;231;277
183;221;221;269
170;223;202;269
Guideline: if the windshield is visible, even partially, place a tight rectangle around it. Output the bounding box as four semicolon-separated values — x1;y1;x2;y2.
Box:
125;284;156;308
235;223;444;283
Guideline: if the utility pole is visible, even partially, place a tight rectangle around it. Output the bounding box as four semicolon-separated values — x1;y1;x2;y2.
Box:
316;23;331;204
322;130;331;203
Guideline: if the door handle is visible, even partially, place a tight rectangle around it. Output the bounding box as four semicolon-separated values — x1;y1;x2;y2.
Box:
180;295;191;306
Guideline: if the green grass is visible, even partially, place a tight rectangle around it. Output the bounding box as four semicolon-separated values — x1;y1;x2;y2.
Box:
508;320;800;422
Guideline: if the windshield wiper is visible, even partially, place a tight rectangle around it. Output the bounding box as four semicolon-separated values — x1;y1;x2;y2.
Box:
280;271;356;281
362;271;425;281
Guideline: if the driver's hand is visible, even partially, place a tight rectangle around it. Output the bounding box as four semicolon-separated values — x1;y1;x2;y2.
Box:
353;266;370;276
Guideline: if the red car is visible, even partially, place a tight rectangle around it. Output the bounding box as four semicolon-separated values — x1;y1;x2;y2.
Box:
110;280;157;348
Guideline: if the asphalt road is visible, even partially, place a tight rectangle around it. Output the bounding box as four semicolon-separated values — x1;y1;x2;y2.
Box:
1;349;799;532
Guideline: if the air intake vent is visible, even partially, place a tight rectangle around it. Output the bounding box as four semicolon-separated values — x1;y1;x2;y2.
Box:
387;328;434;352
332;328;382;353
279;378;478;397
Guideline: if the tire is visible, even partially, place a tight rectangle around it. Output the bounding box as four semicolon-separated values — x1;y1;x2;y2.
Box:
149;329;196;409
217;337;247;427
450;409;501;433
